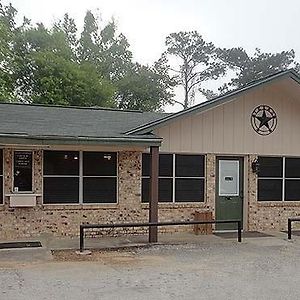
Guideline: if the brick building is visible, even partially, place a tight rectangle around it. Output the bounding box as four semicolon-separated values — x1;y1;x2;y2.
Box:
1;69;300;239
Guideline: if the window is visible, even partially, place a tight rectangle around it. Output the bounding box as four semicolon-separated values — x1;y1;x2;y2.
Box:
83;152;117;204
43;151;117;204
258;156;300;201
0;149;3;204
142;153;205;203
13;151;33;192
44;151;79;204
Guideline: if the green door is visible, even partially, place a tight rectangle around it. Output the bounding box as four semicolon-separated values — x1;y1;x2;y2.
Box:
216;157;243;230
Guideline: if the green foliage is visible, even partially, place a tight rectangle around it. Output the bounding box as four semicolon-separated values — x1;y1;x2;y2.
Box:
116;61;175;111
0;3;174;111
218;48;298;93
28;51;115;107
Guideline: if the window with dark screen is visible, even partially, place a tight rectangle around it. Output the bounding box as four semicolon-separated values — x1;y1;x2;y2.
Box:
43;151;117;204
142;153;205;203
258;156;300;202
83;152;117;203
43;151;79;204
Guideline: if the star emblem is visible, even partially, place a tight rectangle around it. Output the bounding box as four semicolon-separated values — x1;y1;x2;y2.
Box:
251;105;277;136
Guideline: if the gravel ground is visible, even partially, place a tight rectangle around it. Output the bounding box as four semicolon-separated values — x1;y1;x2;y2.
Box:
1;237;300;300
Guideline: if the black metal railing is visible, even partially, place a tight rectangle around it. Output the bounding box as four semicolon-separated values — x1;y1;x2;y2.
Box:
287;217;300;239
79;219;242;252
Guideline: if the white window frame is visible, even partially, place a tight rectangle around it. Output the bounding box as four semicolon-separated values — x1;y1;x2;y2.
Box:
12;150;34;193
142;153;206;203
43;150;118;205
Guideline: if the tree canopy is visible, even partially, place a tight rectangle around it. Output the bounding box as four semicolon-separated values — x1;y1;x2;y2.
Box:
0;2;175;111
0;1;299;111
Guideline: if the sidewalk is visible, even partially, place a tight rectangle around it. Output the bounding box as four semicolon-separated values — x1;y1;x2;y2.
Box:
0;230;294;265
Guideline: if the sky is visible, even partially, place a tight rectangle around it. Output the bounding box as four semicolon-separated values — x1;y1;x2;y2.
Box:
4;0;300;111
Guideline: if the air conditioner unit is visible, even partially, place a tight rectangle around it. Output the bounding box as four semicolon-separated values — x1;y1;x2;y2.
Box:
7;194;40;207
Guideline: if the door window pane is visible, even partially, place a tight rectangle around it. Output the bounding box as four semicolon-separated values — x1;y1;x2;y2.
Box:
14;151;32;192
44;151;79;175
175;178;204;202
175;155;205;177
258;179;282;201
83;152;117;176
43;177;79;204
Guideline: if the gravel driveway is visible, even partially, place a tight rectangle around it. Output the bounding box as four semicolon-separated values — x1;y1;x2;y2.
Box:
0;235;299;300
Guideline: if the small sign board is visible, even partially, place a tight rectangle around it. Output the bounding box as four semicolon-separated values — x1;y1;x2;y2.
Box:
14;151;32;169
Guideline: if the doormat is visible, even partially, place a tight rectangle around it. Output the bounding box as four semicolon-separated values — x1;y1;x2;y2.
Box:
214;231;274;239
0;241;42;249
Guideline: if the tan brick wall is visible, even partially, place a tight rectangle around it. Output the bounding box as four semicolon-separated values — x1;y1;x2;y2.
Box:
0;149;215;239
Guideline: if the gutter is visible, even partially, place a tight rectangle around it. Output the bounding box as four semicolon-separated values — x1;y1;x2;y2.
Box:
0;134;162;147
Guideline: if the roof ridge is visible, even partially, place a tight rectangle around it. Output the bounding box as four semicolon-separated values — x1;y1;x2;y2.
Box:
0;102;145;113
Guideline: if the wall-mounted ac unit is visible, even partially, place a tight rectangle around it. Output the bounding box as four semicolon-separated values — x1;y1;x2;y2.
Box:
6;194;40;207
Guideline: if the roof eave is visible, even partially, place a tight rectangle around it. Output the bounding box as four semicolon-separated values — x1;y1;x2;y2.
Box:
0;135;162;147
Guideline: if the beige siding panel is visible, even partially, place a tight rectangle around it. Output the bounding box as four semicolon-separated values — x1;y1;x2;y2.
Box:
154;80;300;156
180;116;192;152
157;126;170;152
201;110;213;153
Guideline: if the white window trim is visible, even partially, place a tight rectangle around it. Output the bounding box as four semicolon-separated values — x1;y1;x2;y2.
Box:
142;153;206;203
43;150;118;205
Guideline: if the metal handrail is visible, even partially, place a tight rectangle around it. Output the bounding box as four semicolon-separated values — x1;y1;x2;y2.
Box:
287;217;300;239
79;219;242;252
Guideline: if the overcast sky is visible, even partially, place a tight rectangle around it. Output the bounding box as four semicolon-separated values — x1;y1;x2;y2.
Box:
5;0;300;111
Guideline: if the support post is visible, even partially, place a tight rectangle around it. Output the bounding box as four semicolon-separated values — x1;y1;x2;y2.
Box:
80;225;84;252
288;218;292;240
237;220;242;242
149;146;159;243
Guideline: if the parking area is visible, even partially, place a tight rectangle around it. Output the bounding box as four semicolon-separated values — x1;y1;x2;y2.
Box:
0;232;300;300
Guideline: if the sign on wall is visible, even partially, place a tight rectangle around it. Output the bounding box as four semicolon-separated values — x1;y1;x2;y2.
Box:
251;104;277;136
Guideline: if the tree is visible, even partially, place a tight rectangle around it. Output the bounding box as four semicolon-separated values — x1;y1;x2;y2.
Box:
218;47;299;93
116;61;175;111
0;1;17;101
0;3;175;111
164;31;226;109
28;51;115;107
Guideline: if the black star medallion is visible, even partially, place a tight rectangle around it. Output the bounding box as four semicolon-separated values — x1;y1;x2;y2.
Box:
251;105;277;136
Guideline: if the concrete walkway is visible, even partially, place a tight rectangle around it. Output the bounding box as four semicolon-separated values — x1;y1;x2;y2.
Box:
0;230;295;264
